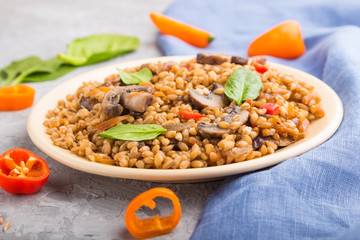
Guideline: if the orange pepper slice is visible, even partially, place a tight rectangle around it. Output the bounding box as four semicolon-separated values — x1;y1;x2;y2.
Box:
0;84;35;111
248;20;306;59
150;12;215;48
125;187;181;239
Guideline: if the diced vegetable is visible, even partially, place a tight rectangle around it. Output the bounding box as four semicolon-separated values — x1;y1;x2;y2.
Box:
0;85;35;111
150;12;215;48
0;148;50;194
125;187;181;239
260;103;281;115
253;63;268;74
247;20;306;59
179;110;203;119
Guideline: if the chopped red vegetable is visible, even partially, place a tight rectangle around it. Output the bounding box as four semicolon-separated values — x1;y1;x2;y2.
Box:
179;110;203;119
253;63;268;74
0;148;50;194
260;103;281;115
125;187;181;239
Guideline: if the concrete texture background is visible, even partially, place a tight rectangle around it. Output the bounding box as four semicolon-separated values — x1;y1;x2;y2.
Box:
0;0;223;239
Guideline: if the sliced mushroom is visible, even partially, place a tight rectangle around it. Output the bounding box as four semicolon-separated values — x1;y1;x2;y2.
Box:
163;122;193;132
223;106;249;124
252;134;295;150
188;83;228;110
197;53;249;66
231;56;248;65
197;122;230;139
102;85;155;117
120;91;155;113
197;106;249;139
197;53;231;65
80;96;99;111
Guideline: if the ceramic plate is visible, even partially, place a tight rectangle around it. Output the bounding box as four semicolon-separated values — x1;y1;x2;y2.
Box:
27;56;343;182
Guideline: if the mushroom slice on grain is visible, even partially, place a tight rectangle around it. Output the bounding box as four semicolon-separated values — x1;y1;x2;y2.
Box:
163;122;193;132
188;83;228;110
102;85;155;117
120;92;156;113
223;106;249;124
196;53;231;65
79;96;99;111
273;137;295;147
197;106;249;139
231;55;249;65
196;53;249;66
102;87;125;117
197;122;230;139
252;133;295;150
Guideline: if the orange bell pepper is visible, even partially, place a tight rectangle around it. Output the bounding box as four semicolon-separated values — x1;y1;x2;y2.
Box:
0;84;35;111
247;20;306;59
150;12;215;48
0;148;50;194
125;187;181;239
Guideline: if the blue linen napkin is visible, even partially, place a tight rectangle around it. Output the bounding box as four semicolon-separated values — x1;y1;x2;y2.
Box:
158;0;360;239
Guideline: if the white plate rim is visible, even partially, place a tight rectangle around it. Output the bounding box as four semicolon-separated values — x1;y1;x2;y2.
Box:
27;55;343;182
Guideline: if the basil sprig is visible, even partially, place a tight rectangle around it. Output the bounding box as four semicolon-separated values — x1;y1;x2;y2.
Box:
97;124;166;141
118;68;153;85
224;67;263;105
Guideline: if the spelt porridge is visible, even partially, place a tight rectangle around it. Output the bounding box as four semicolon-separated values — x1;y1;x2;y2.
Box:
43;53;325;169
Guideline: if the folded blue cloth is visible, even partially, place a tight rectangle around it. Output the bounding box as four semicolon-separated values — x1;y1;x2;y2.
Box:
158;0;360;239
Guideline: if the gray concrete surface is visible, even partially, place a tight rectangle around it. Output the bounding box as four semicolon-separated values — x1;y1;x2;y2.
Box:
0;0;223;239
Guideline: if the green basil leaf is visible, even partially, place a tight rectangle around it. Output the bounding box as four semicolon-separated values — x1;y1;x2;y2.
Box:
118;68;153;85
97;124;167;141
0;56;42;87
58;34;140;66
224;67;263;105
12;58;76;85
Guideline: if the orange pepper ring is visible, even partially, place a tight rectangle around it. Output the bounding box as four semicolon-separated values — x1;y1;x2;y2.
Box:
125;187;181;239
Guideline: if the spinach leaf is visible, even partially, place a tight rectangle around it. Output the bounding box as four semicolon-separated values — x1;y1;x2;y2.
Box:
224;67;263;105
118;68;153;85
22;59;76;83
11;58;76;85
97;124;167;141
58;34;140;66
0;56;42;87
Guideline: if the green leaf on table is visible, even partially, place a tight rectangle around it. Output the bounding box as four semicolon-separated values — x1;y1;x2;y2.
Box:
97;124;167;141
224;67;263;105
0;56;42;87
22;58;76;82
58;34;140;66
118;68;153;85
11;57;77;85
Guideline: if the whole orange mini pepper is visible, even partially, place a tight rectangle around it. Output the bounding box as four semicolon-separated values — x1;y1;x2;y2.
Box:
125;187;181;239
0;84;35;111
248;20;306;59
150;12;215;48
0;148;50;194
